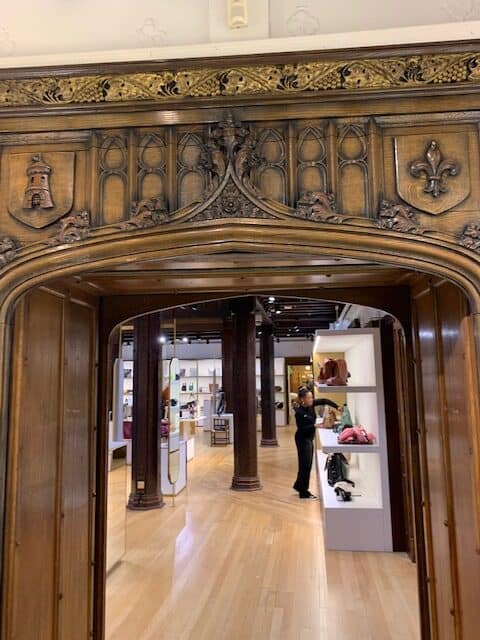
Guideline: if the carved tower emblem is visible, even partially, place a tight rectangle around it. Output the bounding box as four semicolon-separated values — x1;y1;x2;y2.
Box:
23;154;54;209
394;135;470;215
8;151;75;228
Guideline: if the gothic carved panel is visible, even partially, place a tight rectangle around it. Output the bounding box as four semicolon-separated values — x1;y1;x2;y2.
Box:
395;134;470;215
137;132;167;202
99;135;128;225
337;124;369;215
8;152;75;229
297;125;328;195
254;127;287;204
177;131;206;208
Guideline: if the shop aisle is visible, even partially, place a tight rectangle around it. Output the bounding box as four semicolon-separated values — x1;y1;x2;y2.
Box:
105;427;420;640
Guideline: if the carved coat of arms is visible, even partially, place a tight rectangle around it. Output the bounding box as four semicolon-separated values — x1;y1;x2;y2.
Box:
8;152;75;228
394;135;470;215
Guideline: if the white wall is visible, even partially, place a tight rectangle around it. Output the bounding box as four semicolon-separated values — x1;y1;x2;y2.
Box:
1;1;480;68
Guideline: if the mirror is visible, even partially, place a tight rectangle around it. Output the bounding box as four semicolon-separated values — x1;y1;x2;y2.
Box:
168;357;181;485
106;347;128;573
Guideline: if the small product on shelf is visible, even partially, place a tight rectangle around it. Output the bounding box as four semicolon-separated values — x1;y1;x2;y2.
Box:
321;404;337;429
333;403;353;434
337;426;376;445
317;357;350;386
325;452;355;501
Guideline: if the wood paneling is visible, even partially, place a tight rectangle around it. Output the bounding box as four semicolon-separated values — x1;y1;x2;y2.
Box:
436;282;480;640
413;279;480;640
4;287;97;640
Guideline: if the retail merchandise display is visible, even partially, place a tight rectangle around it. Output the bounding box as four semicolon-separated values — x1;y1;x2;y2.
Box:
313;328;392;552
317;357;350;386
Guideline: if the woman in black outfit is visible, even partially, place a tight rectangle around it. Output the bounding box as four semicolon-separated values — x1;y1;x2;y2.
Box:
293;387;339;499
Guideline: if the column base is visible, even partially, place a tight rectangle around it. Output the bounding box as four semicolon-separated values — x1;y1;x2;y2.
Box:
260;438;279;447
231;476;262;491
127;493;164;510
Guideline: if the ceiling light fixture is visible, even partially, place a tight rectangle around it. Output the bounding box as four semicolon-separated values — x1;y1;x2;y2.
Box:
159;335;167;344
182;336;188;343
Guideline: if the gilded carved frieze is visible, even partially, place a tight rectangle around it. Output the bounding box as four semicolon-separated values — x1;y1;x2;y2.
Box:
1;53;480;107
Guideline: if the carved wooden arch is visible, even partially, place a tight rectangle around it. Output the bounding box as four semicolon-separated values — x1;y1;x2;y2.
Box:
1;113;480;422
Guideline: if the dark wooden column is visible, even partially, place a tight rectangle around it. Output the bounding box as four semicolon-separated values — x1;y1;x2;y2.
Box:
127;312;164;510
222;316;234;412
260;323;278;446
231;297;261;491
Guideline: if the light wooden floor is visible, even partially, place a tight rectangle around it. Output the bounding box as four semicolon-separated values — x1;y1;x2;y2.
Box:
105;427;420;640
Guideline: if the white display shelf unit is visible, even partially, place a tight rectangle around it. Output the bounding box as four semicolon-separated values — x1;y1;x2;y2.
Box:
313;328;392;552
255;357;286;427
162;358;222;421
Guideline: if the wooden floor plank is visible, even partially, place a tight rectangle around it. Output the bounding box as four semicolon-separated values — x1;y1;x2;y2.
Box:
106;427;420;640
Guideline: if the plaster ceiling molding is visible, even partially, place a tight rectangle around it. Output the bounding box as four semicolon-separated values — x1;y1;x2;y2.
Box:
137;17;167;47
286;2;320;37
0;25;15;56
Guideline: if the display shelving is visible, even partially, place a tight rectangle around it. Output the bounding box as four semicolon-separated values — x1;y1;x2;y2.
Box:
313;328;392;552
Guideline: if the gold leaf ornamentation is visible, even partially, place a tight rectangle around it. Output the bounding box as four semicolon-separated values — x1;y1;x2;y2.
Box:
1;53;480;107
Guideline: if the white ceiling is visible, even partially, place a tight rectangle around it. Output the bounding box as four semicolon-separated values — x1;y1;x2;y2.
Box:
1;0;479;68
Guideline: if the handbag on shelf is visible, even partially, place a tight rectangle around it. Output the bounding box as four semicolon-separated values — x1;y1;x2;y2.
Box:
337;426;376;445
325;452;356;502
321;405;336;429
318;358;350;386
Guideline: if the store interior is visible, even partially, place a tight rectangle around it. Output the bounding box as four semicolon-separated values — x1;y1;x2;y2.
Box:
104;294;420;638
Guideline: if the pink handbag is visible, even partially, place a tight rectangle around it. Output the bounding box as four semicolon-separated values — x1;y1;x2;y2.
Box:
337;426;375;445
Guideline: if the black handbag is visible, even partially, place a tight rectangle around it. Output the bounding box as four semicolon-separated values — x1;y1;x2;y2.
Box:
325;453;354;487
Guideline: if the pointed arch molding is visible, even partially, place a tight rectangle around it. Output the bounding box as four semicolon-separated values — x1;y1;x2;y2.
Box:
1;49;480;107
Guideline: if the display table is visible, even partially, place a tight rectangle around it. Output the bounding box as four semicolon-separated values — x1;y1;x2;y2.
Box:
160;440;187;496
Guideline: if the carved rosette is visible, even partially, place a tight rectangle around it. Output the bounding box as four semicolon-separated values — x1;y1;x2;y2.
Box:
121;196;169;230
0;236;18;266
460;223;480;253
190;178;273;222
48;210;91;246
377;200;422;234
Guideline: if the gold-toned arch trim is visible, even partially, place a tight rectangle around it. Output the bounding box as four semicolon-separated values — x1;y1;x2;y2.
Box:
1;51;480;107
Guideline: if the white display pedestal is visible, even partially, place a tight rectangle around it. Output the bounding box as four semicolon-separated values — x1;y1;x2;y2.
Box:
160;440;187;496
313;328;392;552
186;437;195;461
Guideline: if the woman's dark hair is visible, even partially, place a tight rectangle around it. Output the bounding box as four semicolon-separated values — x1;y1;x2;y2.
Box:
297;386;312;399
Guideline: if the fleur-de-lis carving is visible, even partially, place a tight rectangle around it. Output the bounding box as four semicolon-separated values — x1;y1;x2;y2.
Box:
410;140;459;198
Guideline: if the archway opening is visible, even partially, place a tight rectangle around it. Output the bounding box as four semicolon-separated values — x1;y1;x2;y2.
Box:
3;244;480;640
